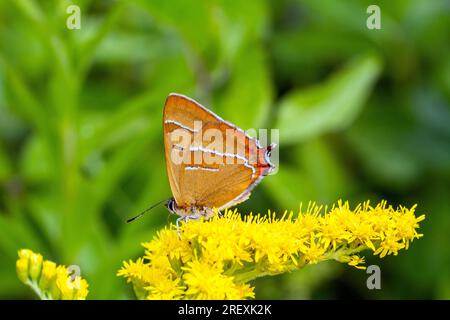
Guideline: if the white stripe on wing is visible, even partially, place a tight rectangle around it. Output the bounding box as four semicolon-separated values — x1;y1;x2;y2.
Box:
185;166;220;172
164;120;198;133
189;146;256;177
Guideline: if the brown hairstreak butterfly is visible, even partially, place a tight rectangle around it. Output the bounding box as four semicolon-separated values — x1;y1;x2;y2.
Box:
127;93;276;235
162;93;276;235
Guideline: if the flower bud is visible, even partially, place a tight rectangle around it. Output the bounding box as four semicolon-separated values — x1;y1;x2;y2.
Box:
16;258;29;284
29;252;43;281
39;261;56;290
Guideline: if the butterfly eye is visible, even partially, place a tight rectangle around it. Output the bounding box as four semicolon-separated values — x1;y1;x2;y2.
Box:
266;143;276;158
167;199;176;213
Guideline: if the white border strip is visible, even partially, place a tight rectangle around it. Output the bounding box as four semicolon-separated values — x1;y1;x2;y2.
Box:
189;146;256;177
185;166;219;172
164;119;198;133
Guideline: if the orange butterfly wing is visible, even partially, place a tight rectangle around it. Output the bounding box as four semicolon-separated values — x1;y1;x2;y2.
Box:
163;93;274;211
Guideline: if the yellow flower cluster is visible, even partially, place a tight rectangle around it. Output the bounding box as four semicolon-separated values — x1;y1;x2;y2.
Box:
118;200;425;300
16;249;89;300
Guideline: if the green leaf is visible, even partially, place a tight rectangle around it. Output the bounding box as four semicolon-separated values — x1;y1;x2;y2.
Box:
344;99;425;191
296;138;356;202
19;135;53;182
27;195;62;244
214;0;269;66
0;214;46;259
0;145;12;180
0;56;50;138
88;132;154;212
133;0;213;52
216;44;273;129
276;54;382;144
262;164;315;210
77;1;125;77
80;91;162;159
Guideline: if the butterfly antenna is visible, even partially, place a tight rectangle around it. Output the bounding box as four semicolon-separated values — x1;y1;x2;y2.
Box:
126;199;169;223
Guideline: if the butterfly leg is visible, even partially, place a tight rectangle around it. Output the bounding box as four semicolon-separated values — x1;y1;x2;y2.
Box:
176;214;200;239
185;213;200;223
176;216;185;239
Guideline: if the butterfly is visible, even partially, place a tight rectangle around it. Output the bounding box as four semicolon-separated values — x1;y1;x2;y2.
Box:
163;93;276;235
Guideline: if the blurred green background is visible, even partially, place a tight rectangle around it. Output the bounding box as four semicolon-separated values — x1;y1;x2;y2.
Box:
0;0;449;299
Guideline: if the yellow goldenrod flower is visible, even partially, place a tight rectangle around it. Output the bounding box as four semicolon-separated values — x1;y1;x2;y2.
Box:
346;255;367;270
182;260;253;299
16;256;29;284
16;249;89;300
38;261;56;291
118;200;425;300
146;277;185;300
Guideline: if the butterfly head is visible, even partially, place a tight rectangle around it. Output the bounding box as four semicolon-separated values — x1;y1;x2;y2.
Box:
166;198;177;214
166;198;190;217
263;143;277;175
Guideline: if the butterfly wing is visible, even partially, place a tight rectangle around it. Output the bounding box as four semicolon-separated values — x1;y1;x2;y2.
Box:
163;94;215;207
163;93;274;211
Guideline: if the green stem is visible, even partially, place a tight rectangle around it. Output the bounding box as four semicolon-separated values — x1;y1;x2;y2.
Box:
26;280;51;300
234;268;268;283
233;261;301;283
77;1;126;80
234;246;369;283
325;245;369;262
